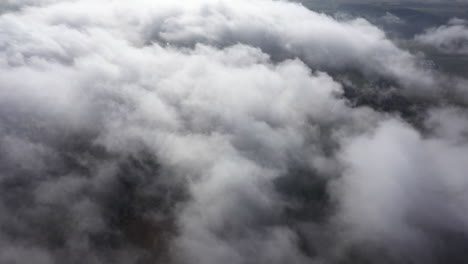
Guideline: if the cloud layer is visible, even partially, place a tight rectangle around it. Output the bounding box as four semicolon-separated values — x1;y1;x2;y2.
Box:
0;1;467;263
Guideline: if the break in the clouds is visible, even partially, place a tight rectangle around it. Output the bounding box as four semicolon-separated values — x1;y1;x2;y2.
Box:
415;18;468;55
0;0;467;264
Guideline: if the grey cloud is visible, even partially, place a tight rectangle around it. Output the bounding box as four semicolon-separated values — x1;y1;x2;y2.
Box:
380;12;406;25
415;18;468;55
334;114;468;262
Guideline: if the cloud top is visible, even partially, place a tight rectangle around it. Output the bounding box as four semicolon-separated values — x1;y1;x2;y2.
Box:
0;1;467;264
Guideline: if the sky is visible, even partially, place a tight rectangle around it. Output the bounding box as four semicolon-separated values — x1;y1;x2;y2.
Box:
0;1;467;264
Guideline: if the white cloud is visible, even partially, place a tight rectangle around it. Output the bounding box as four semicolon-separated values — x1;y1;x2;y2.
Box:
0;0;467;263
415;18;468;55
335;116;468;260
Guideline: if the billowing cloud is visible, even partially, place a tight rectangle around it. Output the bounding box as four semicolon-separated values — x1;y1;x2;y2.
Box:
334;111;468;262
415;18;468;55
0;0;467;264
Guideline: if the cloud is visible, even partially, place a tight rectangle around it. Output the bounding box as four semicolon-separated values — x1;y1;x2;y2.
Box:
0;0;467;264
415;18;468;55
380;12;405;25
334;113;468;262
142;0;437;92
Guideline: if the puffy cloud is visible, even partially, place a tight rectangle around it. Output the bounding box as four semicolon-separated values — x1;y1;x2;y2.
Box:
142;0;437;91
334;115;468;262
415;18;468;55
0;0;467;264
